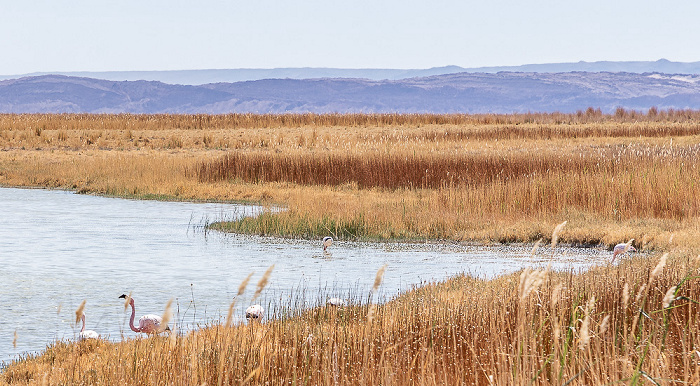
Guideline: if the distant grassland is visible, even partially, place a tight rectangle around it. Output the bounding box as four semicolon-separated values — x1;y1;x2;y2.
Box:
1;111;700;249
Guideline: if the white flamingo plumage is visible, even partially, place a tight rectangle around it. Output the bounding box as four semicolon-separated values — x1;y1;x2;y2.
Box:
119;294;168;334
78;314;100;341
323;236;333;251
612;242;636;263
245;304;264;321
327;297;344;307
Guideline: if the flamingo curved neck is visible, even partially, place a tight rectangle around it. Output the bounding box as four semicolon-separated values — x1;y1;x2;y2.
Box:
80;315;86;333
127;300;141;333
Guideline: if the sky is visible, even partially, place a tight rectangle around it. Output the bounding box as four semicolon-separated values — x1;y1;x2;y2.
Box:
1;0;700;75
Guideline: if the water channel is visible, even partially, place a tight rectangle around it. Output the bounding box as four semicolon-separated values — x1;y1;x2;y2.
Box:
0;187;612;364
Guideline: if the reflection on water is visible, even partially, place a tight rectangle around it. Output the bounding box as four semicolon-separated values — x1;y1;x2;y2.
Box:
0;187;610;364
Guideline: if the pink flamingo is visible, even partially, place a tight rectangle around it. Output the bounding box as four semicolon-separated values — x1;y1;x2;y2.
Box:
119;294;168;334
612;242;636;263
78;314;99;341
323;236;333;251
245;304;264;321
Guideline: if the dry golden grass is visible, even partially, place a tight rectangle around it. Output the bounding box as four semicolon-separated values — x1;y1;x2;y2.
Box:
3;113;700;384
2;113;700;250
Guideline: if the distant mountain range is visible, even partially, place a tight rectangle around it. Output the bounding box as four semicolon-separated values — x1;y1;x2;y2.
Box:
1;59;699;85
1;68;700;114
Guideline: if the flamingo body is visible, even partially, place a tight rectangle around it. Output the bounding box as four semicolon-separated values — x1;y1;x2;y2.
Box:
327;297;344;307
323;236;333;251
78;314;100;341
137;314;164;334
245;304;264;320
612;243;636;263
119;294;167;334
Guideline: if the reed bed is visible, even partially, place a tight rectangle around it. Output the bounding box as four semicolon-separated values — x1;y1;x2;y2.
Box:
3;252;700;385
2;113;700;247
3;113;700;384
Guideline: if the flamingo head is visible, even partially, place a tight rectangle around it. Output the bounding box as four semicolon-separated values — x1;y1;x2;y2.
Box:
118;294;134;304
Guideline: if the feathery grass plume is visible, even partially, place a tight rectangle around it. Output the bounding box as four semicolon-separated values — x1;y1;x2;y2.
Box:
519;267;531;298
122;292;132;312
159;298;174;332
579;295;595;350
253;265;274;302
579;315;591;350
531;238;543;256
662;286;677;309
226;271;255;327
373;264;388;293
238;272;255;297
56;303;62;315
74;300;86;325
650;253;669;283
622;282;630;309
599;315;611;335
551;282;563;306
13;330;17;349
519;265;549;302
551;221;567;248
635;284;647;303
669;233;675;245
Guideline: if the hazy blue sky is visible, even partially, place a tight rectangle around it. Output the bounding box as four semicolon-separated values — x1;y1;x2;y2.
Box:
1;0;699;74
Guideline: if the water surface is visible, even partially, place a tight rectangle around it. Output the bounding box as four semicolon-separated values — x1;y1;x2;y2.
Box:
0;187;611;364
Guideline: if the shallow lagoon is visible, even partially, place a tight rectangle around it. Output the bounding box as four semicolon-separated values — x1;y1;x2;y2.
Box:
0;187;611;363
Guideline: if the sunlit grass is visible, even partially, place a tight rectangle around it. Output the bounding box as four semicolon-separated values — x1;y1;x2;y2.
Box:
3;112;700;384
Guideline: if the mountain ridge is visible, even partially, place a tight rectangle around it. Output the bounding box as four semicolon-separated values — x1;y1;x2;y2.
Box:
2;59;700;85
2;71;700;114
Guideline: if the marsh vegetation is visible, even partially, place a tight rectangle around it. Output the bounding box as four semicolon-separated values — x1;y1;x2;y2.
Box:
2;112;700;384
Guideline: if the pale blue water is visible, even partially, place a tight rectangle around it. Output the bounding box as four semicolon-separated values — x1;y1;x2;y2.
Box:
0;187;611;364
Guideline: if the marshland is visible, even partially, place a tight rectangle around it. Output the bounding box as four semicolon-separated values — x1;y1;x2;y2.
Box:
2;111;700;384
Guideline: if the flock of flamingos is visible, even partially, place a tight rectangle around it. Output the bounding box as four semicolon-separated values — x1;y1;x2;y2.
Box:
76;238;634;341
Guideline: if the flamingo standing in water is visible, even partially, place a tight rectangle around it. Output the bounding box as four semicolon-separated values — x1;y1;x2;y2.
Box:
327;297;344;307
119;294;168;334
323;236;333;251
612;242;636;263
78;314;100;341
245;304;264;321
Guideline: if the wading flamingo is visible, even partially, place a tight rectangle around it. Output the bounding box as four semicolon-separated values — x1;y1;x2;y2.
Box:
612;242;636;263
245;304;264;321
119;294;168;334
323;236;333;251
78;314;100;341
327;297;344;307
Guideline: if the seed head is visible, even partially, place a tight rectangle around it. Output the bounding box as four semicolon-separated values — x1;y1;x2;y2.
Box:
662;286;677;309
